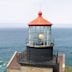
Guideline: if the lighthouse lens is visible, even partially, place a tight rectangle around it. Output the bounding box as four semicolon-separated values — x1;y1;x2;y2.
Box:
38;33;44;40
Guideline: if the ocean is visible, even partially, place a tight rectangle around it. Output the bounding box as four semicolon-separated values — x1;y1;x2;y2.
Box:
0;28;72;72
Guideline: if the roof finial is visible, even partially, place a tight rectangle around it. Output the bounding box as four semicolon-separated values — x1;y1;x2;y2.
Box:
38;11;42;17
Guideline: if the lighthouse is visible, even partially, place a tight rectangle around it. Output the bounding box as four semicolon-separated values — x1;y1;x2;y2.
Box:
7;12;65;72
27;11;54;62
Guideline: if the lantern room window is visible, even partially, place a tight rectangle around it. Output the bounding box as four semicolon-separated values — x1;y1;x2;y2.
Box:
28;26;53;46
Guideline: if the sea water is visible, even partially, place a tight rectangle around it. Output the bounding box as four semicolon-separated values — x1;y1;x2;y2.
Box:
0;28;72;72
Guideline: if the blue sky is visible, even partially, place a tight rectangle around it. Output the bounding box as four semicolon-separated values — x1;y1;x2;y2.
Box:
0;0;72;28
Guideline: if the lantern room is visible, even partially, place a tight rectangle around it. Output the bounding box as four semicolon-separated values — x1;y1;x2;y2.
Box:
28;11;53;46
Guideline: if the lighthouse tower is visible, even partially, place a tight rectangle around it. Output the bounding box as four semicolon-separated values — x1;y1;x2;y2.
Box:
7;12;65;72
27;11;54;62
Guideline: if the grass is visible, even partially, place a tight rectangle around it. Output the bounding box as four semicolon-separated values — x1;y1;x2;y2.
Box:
65;66;72;72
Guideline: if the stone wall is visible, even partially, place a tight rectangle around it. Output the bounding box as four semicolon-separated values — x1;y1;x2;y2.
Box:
21;66;53;72
7;66;53;72
7;68;20;72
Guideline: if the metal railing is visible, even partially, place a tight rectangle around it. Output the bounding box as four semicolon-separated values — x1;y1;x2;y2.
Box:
27;40;54;47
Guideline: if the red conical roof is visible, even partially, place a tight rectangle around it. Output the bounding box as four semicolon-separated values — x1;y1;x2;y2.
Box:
28;11;52;26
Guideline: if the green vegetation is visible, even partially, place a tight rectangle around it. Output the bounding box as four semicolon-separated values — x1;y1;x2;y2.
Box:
65;66;72;72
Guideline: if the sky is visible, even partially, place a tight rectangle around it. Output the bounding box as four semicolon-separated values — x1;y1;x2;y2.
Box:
0;0;72;28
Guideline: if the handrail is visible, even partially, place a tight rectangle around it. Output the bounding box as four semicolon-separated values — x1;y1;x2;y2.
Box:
27;42;54;47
